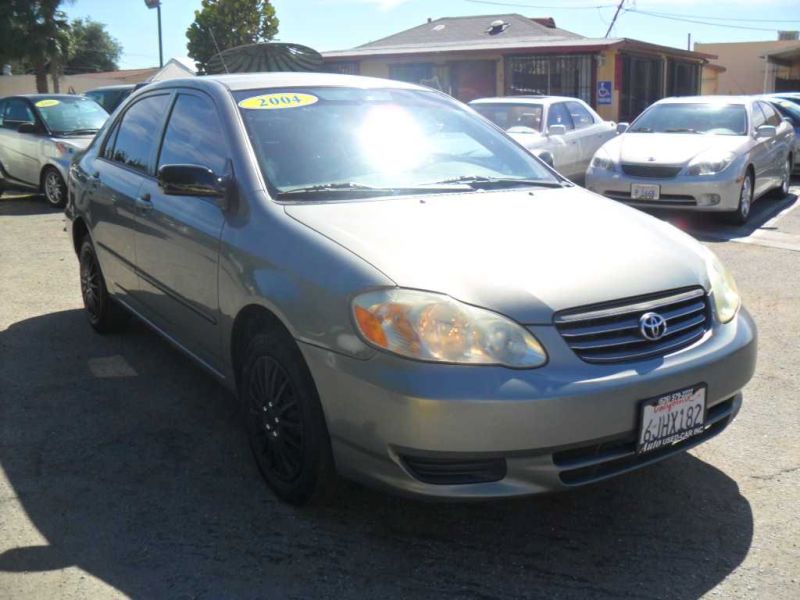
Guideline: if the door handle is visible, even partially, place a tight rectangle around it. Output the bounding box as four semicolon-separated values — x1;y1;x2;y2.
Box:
135;192;152;212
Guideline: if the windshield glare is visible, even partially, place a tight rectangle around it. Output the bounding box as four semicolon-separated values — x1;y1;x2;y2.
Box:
234;88;558;198
630;103;747;136
472;102;544;133
36;97;108;135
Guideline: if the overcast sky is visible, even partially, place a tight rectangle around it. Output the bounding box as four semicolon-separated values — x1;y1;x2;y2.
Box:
63;0;800;70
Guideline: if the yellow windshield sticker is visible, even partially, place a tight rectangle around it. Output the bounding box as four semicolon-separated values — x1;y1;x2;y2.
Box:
238;93;318;110
35;99;60;108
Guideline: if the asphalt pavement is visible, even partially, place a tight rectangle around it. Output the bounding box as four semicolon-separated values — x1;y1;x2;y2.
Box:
1;188;799;599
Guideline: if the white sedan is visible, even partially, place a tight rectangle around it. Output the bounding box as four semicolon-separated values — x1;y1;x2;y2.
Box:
470;96;617;181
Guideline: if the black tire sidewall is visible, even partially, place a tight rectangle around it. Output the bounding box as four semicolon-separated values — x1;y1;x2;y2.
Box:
240;331;334;505
78;238;122;332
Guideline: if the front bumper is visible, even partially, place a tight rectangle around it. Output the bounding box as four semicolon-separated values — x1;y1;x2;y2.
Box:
585;167;744;213
300;309;757;499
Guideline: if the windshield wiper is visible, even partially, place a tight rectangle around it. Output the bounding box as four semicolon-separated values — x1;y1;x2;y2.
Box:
664;128;700;134
427;175;567;189
276;181;470;199
58;128;100;136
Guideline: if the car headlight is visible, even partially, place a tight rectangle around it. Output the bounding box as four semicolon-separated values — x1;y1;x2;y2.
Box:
706;253;740;323
686;150;736;176
352;289;547;368
590;147;616;172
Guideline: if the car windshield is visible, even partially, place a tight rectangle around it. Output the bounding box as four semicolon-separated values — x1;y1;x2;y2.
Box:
629;103;747;136
471;102;544;133
35;96;108;136
234;87;559;199
85;89;129;113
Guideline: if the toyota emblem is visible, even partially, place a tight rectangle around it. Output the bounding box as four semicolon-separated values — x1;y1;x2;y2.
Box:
639;312;667;341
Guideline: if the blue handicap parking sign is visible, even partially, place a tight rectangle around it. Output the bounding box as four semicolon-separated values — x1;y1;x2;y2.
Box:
597;80;612;105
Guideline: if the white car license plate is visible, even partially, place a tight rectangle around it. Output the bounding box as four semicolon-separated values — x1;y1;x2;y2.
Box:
637;385;706;454
631;183;660;200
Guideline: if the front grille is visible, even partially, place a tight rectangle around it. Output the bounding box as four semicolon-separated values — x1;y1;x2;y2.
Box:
553;397;736;485
554;288;711;364
621;164;683;178
604;191;697;206
401;455;506;485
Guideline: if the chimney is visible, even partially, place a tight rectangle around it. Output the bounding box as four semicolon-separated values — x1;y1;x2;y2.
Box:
531;17;556;29
427;17;432;23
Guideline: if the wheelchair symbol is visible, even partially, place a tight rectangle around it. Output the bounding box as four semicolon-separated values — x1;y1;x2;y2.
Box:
597;81;612;104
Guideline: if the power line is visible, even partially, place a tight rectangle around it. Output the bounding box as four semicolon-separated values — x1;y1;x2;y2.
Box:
465;0;616;10
605;0;626;38
624;8;782;33
627;9;800;24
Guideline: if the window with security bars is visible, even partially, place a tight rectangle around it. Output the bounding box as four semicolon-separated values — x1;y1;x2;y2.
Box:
325;61;360;75
666;59;700;97
507;55;594;105
619;53;664;123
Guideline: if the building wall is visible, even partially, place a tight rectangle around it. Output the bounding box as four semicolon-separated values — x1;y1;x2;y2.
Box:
701;67;722;95
0;70;157;96
696;41;800;94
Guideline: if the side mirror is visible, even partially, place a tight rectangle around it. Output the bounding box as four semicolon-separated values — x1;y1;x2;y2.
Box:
616;122;629;134
755;124;777;138
547;124;567;136
533;150;554;167
17;122;40;134
158;164;230;210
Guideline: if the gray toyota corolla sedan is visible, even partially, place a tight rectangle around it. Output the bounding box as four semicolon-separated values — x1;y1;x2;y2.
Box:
585;96;794;224
68;74;757;505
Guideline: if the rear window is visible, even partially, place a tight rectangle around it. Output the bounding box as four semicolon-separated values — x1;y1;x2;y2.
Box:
472;102;544;132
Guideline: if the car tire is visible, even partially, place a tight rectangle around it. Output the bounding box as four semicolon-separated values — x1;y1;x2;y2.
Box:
78;238;127;333
239;326;336;506
42;167;67;208
726;172;753;225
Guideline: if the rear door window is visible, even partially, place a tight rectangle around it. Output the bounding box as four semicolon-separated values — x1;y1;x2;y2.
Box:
565;101;595;129
547;103;574;131
109;94;170;175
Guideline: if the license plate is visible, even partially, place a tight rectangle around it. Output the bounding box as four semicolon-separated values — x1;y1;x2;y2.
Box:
637;385;706;454
631;183;660;200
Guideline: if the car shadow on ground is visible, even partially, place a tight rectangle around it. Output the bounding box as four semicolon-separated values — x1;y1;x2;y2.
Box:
0;193;58;217
0;309;754;598
642;186;799;243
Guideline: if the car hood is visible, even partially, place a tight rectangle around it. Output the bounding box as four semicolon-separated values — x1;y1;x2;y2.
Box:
285;188;710;324
608;133;746;165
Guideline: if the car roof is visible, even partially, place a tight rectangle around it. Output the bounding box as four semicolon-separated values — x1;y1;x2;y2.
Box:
469;95;581;105
12;94;90;101
85;84;136;92
654;95;750;106
143;72;427;93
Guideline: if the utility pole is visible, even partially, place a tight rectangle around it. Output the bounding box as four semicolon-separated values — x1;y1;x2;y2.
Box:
144;0;164;68
605;0;626;38
687;33;692;51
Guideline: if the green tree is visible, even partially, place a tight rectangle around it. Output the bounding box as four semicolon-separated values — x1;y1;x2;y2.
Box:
65;18;123;74
186;0;279;74
0;0;71;93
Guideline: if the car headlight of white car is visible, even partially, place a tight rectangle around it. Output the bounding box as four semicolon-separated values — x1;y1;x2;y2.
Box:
352;289;547;368
705;252;741;323
686;150;736;176
590;147;616;172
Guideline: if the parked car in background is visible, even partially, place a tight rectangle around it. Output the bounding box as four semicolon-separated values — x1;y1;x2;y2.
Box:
761;96;800;172
69;73;756;505
769;92;800;109
85;84;136;114
0;94;108;206
586;96;795;224
469;96;616;181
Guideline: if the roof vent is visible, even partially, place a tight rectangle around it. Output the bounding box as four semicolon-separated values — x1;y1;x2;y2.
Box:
432;24;445;32
486;19;510;35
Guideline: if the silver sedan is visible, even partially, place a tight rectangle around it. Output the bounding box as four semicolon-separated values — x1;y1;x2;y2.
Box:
470;96;617;181
0;94;107;207
586;96;795;224
69;74;756;504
